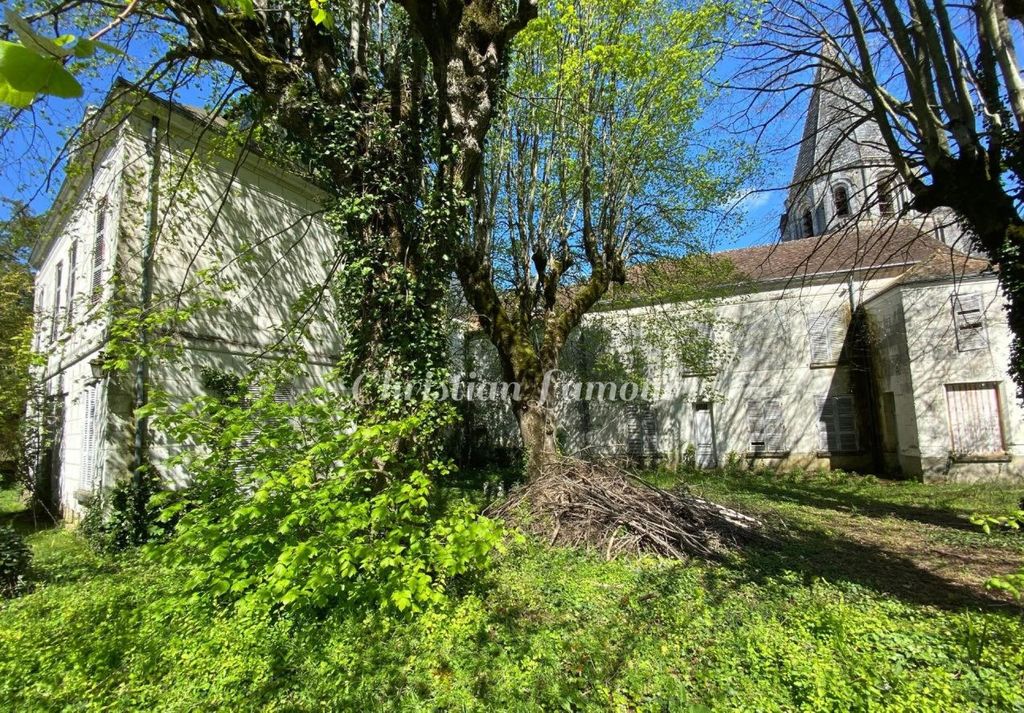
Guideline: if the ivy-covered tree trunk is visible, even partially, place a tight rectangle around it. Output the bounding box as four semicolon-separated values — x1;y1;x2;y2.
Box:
515;397;558;478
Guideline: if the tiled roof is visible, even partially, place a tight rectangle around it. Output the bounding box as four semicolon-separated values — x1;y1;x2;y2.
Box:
715;220;990;285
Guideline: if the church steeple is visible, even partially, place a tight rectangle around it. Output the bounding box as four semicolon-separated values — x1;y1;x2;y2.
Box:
781;41;892;241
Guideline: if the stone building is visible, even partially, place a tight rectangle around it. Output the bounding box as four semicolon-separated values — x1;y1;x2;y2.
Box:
28;64;1024;519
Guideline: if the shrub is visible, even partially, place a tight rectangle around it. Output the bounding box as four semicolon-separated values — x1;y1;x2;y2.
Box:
0;524;31;597
151;390;502;615
80;467;173;553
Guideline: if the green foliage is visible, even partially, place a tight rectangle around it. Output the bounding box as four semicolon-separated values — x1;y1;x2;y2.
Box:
80;468;171;554
0;203;37;473
971;510;1024;598
149;390;502;615
0;9;123;107
1;525;1022;711
0;524;31;597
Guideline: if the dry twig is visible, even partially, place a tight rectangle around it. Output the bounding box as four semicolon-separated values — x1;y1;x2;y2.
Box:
488;458;761;560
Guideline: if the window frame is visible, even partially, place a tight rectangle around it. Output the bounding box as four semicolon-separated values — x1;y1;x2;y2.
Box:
50;261;63;342
833;185;851;218
747;398;786;455
877;178;896;216
945;382;1005;458
801;209;814;238
90;197;108;307
816;394;859;454
65;240;77;328
951;293;988;352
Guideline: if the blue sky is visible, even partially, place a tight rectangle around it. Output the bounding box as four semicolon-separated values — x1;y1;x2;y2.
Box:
0;16;809;255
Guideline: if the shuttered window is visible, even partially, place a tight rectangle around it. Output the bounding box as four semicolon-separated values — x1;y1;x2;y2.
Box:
625;401;659;461
81;384;99;491
951;293;987;352
807;311;845;365
946;383;1004;455
90;198;107;306
748;398;785;452
35;286;45;349
817;394;858;452
65;241;77;327
235;382;295;477
51;262;63;341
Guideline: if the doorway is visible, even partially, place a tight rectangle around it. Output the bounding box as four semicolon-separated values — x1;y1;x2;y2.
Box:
693;402;717;469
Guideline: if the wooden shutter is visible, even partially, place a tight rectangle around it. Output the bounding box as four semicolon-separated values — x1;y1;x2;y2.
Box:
625;401;658;461
90;199;107;305
816;395;831;451
65;241;77;327
747;399;765;451
946;383;1003;455
952;294;987;352
817;395;859;453
835;395;858;452
749;399;784;452
763;399;785;451
808;312;844;364
51;262;63;341
82;384;98;491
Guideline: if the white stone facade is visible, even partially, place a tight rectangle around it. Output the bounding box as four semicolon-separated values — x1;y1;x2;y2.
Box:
29;87;339;516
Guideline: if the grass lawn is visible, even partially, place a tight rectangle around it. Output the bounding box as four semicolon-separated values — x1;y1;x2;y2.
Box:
1;470;1023;711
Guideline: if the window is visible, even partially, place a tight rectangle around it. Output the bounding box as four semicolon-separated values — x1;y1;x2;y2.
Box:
747;398;785;453
952;293;987;351
81;383;99;491
90;198;107;306
833;185;850;217
807;310;846;365
625;401;659;463
50;262;63;342
235;381;295;478
946;383;1004;455
801;209;814;238
877;179;895;216
65;241;77;327
817;394;858;452
34;286;45;349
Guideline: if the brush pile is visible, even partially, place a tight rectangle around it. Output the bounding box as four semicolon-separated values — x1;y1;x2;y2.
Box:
488;458;761;559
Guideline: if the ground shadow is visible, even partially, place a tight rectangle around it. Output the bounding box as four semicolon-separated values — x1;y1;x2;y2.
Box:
694;474;1012;532
727;518;1021;612
0;495;60;537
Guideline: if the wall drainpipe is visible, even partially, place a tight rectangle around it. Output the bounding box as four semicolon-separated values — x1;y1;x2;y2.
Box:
133;115;160;492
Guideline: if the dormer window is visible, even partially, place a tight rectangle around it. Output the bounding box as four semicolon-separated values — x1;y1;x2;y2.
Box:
801;209;814;238
878;179;895;216
833;186;850;217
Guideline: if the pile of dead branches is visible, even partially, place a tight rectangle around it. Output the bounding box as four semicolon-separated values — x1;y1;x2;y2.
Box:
487;458;761;560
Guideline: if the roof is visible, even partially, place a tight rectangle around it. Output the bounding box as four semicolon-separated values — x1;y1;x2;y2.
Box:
786;41;889;210
715;220;991;285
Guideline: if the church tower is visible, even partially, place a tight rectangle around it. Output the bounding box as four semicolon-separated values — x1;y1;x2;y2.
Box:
779;42;963;247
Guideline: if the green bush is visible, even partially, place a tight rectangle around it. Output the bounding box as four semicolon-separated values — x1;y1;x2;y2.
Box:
0;524;31;597
150;390;502;615
80;467;172;553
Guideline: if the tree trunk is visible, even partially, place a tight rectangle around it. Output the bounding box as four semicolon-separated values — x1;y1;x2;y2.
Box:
515;397;558;480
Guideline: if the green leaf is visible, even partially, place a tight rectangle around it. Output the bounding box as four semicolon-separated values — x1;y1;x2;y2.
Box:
0;79;34;108
0;41;83;103
4;10;72;58
280;587;303;605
